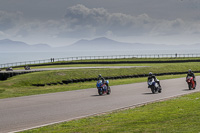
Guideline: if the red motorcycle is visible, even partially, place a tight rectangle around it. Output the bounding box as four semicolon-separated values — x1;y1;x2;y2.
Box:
186;76;196;90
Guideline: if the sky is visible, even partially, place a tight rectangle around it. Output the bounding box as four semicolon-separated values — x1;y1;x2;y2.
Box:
0;0;200;47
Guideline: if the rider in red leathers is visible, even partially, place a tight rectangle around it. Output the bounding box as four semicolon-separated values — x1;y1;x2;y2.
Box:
186;69;196;85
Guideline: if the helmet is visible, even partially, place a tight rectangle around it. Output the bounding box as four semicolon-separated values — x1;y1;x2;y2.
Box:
149;72;152;76
98;74;102;77
188;69;192;73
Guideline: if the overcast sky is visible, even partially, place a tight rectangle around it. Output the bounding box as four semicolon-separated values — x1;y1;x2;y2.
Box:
0;0;200;46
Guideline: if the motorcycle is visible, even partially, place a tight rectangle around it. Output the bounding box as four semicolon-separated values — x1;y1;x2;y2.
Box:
6;67;13;71
186;76;196;90
24;66;31;70
148;78;161;94
96;80;111;95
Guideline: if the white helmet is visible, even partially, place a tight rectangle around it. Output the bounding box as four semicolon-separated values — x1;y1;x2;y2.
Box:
149;72;152;76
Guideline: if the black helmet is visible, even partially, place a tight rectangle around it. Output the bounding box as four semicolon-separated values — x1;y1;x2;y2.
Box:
188;69;192;73
149;72;152;76
98;74;102;77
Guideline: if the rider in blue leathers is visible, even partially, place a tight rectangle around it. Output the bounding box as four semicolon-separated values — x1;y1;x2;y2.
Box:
97;74;107;91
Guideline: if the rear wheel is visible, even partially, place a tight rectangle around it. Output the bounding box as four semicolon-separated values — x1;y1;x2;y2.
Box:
158;88;162;93
107;86;111;95
194;82;196;89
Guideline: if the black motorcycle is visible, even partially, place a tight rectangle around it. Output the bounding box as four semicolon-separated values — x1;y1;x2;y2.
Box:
6;67;13;71
24;66;31;70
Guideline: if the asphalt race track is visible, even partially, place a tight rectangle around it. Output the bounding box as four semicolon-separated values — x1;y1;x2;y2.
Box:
0;66;149;73
0;77;199;133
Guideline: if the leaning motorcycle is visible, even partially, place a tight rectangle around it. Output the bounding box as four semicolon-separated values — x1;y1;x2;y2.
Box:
148;78;161;94
96;80;111;95
186;76;196;90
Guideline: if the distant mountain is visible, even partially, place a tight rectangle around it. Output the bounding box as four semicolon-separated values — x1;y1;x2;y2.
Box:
0;39;29;49
66;37;200;50
72;37;128;46
0;39;52;52
31;44;51;50
1;38;200;52
61;37;169;50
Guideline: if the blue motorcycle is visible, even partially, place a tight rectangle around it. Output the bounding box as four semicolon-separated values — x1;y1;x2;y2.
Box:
96;80;111;95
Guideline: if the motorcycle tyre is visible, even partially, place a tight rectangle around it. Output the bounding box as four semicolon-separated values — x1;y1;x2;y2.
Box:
98;89;103;95
158;88;162;93
194;82;196;89
151;87;155;94
188;84;192;90
107;86;111;95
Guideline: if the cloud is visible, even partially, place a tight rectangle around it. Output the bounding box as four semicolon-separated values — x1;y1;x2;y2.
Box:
1;4;200;44
62;4;155;37
62;4;200;38
0;11;22;31
0;31;8;37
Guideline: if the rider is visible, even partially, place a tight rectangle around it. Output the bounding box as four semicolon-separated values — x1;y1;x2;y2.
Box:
97;74;105;84
186;69;196;85
97;74;107;91
147;72;161;87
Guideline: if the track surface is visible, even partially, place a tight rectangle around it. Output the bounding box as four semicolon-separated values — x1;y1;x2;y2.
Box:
0;66;148;73
0;77;199;133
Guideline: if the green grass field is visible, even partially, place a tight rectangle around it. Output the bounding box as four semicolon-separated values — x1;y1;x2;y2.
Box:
1;57;200;132
1;61;200;98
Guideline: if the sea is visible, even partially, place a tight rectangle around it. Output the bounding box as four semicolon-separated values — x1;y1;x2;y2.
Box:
0;49;200;64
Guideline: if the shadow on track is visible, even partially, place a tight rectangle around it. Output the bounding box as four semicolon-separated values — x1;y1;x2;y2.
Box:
182;89;195;91
91;95;100;97
142;92;155;95
91;94;109;97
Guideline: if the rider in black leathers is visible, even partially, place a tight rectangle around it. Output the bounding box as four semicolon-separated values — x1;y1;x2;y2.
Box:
147;72;161;87
186;69;196;85
97;74;105;83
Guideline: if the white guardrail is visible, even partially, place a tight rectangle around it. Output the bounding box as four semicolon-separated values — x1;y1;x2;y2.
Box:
1;53;200;68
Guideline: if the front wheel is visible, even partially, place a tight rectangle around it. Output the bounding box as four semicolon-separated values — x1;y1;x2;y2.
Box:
151;87;155;94
188;84;192;90
98;88;103;95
